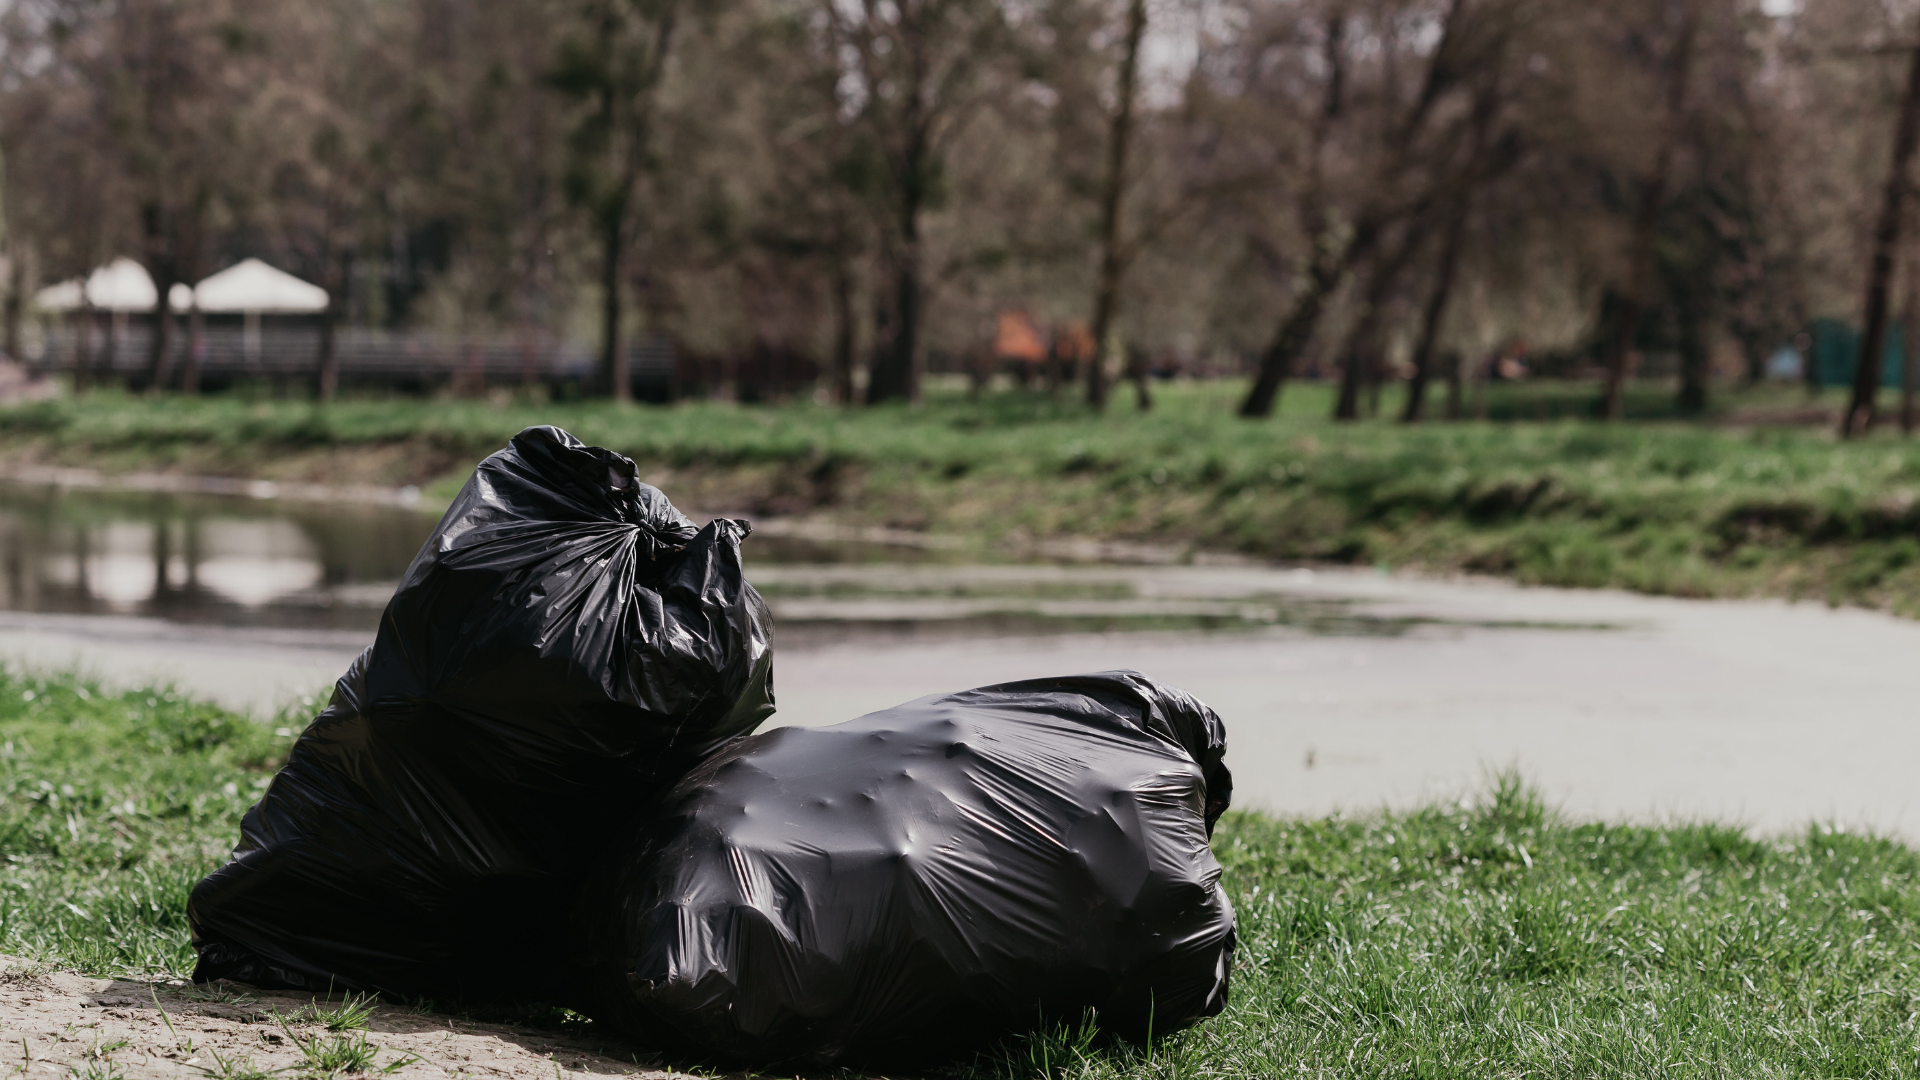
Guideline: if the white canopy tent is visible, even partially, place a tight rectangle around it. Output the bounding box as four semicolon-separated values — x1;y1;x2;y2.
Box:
34;258;328;315
193;259;329;314
32;279;83;311
33;258;186;313
32;257;331;378
193;259;329;363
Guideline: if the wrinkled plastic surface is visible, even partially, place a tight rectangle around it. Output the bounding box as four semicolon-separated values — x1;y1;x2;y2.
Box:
189;426;774;1000
581;671;1234;1065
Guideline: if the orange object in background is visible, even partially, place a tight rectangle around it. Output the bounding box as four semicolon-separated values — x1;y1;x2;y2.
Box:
994;311;1047;363
1054;320;1095;364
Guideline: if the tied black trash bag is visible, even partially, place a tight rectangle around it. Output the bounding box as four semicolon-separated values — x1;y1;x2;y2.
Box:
189;425;774;1001
580;670;1235;1065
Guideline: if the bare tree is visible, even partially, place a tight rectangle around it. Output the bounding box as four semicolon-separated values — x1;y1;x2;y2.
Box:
1400;31;1520;424
823;0;1008;405
1237;0;1480;419
0;0;1874;412
1903;224;1920;435
1844;42;1920;436
724;3;878;404
0;145;15;364
552;0;681;401
1083;0;1149;411
1598;0;1700;421
91;0;231;391
1401;179;1472;423
1231;6;1352;419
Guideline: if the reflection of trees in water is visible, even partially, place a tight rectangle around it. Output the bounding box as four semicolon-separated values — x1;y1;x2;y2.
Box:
0;487;437;627
3;523;25;612
150;516;201;610
73;521;91;613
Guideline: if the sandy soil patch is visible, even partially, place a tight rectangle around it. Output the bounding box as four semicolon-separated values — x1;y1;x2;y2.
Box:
0;957;688;1080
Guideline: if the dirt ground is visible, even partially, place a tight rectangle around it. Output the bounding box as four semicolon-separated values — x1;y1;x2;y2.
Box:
0;956;693;1080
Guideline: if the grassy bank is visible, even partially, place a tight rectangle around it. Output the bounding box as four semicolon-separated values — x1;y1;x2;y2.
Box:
1;381;1918;613
10;672;1920;1077
0;668;301;976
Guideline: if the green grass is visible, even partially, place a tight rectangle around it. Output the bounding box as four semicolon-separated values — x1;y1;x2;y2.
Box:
11;671;1920;1076
0;667;303;977
270;1017;415;1078
1;378;1917;613
277;991;379;1032
960;775;1920;1080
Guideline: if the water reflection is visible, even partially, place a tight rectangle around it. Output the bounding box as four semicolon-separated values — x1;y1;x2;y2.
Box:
0;485;437;629
0;486;970;632
0;483;1620;641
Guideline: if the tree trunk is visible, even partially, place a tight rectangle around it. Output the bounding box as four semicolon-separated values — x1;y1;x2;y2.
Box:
0;145;8;364
1333;339;1369;422
1239;242;1343;418
1676;297;1708;416
600;205;629;402
1739;333;1766;386
867;245;919;404
1241;0;1476;421
1402;198;1469;423
1473;349;1492;419
1086;0;1148;413
1443;350;1464;419
1904;237;1920;435
1331;212;1434;420
316;304;339;402
579;2;677;404
1400;71;1512;424
3;254;21;363
1129;345;1152;411
1845;44;1920;437
869;116;927;405
73;309;93;395
181;307;202;395
145;283;174;393
1905;314;1918;437
140;200;176;393
104;312;119;385
1239;14;1351;421
1601;0;1700;421
830;255;857;405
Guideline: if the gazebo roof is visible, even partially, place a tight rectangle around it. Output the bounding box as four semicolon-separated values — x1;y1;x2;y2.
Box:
33;258;166;313
33;279;82;312
192;259;329;313
35;257;330;315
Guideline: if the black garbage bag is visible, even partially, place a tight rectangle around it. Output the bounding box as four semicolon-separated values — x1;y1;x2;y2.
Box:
579;670;1234;1065
189;425;774;1001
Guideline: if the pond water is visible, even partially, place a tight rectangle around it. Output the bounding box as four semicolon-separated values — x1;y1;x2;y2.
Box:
0;481;1554;641
0;485;433;630
2;480;1916;838
0;484;968;631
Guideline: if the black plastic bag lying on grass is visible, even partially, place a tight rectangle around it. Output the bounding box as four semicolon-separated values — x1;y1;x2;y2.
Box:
578;670;1235;1065
188;425;774;1001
